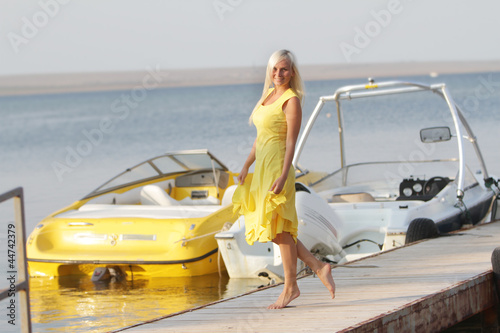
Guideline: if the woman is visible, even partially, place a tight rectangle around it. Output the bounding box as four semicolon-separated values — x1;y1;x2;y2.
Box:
232;49;335;309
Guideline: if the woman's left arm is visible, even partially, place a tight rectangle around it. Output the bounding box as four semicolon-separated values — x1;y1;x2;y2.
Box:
270;96;302;194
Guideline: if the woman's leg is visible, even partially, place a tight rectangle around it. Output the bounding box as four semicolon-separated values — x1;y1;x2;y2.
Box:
296;239;336;299
268;232;300;309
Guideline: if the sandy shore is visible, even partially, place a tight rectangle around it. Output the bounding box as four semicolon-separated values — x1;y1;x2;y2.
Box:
1;61;500;96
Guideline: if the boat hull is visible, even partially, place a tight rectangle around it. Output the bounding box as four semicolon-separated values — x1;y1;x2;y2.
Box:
27;202;237;278
28;250;223;279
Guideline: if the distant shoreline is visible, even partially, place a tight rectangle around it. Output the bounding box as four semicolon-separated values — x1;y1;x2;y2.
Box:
1;60;500;97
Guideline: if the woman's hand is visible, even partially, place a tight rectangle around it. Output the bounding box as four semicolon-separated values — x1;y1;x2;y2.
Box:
270;175;287;194
237;166;249;185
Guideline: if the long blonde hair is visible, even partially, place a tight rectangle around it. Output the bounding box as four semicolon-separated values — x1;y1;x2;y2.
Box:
249;49;304;124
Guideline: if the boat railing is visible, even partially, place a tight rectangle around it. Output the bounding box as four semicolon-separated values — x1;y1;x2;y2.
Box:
0;187;32;333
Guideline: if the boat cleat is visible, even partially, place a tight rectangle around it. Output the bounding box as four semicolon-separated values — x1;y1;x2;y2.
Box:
382;231;406;251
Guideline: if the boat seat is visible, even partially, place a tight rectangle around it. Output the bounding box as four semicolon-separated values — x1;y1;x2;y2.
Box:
221;185;238;206
331;192;375;203
140;185;180;206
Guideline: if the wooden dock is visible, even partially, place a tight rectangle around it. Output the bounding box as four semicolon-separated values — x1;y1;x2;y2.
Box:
114;221;500;332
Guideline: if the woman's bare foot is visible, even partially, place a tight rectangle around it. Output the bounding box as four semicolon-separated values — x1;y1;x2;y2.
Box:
268;284;300;309
317;263;335;299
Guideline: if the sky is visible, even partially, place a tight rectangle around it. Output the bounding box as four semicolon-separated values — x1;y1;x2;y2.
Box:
1;0;500;76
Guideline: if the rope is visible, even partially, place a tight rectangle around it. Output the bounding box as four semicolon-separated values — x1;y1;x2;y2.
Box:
454;199;472;225
175;221;233;244
174;230;221;244
343;239;383;250
217;247;222;278
484;177;500;221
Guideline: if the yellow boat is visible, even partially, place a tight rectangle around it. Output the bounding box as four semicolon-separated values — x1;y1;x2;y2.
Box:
27;150;239;279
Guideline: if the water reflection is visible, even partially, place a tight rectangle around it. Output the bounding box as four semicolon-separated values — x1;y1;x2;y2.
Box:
30;273;265;332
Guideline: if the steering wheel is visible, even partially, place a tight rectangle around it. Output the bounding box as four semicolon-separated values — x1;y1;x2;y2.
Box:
423;177;448;195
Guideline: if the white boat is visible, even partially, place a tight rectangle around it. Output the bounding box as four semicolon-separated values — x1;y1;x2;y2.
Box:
216;183;344;282
216;79;500;280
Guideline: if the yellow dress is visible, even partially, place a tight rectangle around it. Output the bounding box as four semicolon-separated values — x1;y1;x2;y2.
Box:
233;88;298;245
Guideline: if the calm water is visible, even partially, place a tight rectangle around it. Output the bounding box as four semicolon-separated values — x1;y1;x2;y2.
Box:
1;71;500;332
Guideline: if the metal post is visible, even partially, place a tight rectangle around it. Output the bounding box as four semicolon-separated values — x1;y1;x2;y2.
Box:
0;187;32;333
440;85;465;201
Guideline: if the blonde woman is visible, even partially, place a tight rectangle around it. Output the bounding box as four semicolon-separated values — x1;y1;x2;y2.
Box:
233;49;335;309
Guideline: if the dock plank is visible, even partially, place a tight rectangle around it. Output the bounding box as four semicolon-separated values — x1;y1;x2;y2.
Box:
116;221;500;332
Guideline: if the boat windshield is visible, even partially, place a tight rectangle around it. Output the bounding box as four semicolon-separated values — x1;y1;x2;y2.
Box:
311;160;459;197
87;151;227;196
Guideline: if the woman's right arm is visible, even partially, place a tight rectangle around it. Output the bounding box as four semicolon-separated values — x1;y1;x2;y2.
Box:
237;139;256;185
